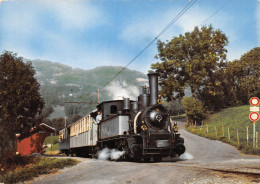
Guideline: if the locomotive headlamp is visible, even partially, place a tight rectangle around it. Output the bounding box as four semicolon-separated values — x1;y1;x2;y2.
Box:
173;122;178;132
141;125;148;131
173;126;178;132
157;99;163;104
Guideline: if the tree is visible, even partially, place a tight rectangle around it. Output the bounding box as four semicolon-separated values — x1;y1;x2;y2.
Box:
0;51;44;160
152;25;228;108
223;47;260;106
163;100;185;116
236;47;260;103
46;118;66;133
182;97;207;124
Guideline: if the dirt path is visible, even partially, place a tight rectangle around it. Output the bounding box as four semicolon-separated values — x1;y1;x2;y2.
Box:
29;121;260;184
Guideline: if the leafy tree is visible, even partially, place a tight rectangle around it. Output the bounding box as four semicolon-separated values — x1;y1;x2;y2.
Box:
152;25;228;107
224;47;260;105
0;51;44;160
71;114;82;123
41;104;54;118
163;100;185;116
46;118;66;133
236;47;260;102
182;97;207;124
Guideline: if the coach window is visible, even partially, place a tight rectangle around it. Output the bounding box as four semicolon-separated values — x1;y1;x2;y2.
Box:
110;105;117;114
80;120;83;133
86;116;89;131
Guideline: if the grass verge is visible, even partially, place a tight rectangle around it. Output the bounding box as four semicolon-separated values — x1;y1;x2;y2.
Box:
43;136;60;155
0;156;79;184
170;113;186;121
186;105;260;155
44;135;59;145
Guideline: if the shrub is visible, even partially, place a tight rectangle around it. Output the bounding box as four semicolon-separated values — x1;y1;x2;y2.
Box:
0;157;78;184
182;97;207;124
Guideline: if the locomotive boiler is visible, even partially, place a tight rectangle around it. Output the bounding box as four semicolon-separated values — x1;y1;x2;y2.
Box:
59;72;185;161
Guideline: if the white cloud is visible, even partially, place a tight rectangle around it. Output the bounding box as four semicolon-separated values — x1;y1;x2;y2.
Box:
119;4;232;46
0;0;110;66
119;8;181;45
119;6;210;45
44;0;108;31
174;6;208;32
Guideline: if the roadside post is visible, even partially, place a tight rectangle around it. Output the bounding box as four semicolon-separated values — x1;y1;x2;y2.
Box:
249;97;259;147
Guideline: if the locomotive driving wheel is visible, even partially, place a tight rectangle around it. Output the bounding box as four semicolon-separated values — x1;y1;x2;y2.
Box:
143;156;151;162
118;139;129;161
153;156;162;162
92;146;100;159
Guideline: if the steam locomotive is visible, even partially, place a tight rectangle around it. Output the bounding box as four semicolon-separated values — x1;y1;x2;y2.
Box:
59;72;185;161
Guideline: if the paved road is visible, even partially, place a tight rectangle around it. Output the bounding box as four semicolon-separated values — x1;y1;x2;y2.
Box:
30;121;260;184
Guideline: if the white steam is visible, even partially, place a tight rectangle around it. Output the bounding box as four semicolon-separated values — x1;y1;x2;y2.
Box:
105;80;139;100
179;152;193;160
136;78;148;83
98;148;125;161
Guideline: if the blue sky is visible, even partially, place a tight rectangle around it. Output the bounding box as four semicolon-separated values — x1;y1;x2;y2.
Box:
0;0;259;73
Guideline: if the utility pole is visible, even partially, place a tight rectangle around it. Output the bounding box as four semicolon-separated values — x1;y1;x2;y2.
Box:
98;88;100;104
253;122;256;147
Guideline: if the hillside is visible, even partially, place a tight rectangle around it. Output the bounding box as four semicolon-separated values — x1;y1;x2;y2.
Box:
187;105;260;155
30;59;147;121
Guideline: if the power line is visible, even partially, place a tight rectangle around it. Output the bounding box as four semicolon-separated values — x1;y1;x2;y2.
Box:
102;0;198;88
200;0;232;26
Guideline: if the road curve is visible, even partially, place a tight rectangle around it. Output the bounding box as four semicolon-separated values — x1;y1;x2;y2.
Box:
30;121;260;184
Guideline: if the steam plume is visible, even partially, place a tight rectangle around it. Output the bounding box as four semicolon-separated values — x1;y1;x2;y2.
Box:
105;80;139;100
98;148;125;161
179;152;193;160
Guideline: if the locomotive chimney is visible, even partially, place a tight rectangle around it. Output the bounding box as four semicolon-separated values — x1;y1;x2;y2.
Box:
123;98;130;110
147;72;159;106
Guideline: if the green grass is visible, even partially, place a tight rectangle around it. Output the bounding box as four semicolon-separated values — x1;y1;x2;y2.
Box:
0;156;79;184
44;135;59;145
171;113;186;121
186;105;260;155
43;136;60;155
46;143;59;152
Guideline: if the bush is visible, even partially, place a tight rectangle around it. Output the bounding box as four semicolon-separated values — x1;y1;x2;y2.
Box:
163;100;185;115
182;97;207;124
0;157;78;184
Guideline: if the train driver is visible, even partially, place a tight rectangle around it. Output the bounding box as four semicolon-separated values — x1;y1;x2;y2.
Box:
96;110;102;124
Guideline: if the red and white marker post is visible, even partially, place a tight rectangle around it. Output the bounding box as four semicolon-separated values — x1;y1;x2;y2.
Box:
250;97;260;106
249;112;259;122
249;97;259;147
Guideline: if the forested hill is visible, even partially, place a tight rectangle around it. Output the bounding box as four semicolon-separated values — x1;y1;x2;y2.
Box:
31;59;146;87
30;59;147;120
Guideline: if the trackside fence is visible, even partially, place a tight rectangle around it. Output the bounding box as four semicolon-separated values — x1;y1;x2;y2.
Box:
187;122;260;152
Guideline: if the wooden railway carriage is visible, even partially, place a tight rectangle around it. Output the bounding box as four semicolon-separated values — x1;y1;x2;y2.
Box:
59;111;98;156
59;72;185;161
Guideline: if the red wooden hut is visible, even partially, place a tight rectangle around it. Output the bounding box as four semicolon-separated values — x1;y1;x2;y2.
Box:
16;123;55;156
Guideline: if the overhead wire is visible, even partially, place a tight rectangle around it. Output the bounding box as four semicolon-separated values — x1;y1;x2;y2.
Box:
199;0;257;55
102;0;198;89
200;0;232;26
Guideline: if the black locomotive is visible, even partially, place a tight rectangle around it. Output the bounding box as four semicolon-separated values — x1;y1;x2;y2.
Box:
59;72;185;161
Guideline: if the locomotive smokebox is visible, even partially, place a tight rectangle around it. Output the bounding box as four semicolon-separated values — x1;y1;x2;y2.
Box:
148;72;159;106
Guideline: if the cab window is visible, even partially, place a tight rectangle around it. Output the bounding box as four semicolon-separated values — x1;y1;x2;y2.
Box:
110;105;117;114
